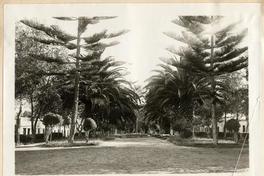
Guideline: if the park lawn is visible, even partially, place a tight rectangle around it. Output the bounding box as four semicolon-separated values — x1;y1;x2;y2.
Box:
15;137;249;175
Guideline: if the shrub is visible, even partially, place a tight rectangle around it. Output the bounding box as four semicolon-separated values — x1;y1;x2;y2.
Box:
83;118;97;131
51;132;64;140
172;118;192;132
225;119;240;132
195;132;208;138
42;113;62;126
19;135;33;144
180;129;193;138
34;134;45;143
218;132;233;139
151;134;169;140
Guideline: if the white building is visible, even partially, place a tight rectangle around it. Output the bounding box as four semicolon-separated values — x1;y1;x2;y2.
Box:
217;113;248;133
193;113;248;134
17;114;70;136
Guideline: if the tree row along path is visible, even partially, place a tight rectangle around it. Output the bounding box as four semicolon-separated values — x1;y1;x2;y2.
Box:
15;137;249;175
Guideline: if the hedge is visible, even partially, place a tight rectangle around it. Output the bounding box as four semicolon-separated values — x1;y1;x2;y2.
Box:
15;132;64;144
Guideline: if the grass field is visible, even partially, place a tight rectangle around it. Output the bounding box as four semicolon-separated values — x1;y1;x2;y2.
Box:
15;137;249;175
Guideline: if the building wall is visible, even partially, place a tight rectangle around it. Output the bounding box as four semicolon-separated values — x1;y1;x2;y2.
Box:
194;113;248;134
17;116;70;136
218;119;248;133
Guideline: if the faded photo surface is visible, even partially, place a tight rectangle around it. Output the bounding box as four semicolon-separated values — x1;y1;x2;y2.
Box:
3;3;262;176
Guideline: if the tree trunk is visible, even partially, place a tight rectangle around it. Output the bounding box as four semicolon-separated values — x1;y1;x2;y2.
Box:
68;19;82;144
192;107;195;138
30;94;34;131
234;131;239;143
210;19;218;145
64;125;66;137
235;112;239;143
31;118;39;142
170;122;174;136
50;127;53;142
45;126;52;144
211;101;218;145
246;115;249;133
206;126;211;138
15;101;22;145
135;115;139;133
192;126;195;138
224;111;227;138
29;94;36;142
85;130;90;143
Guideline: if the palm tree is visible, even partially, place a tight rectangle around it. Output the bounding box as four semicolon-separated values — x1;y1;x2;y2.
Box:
79;57;140;134
144;60;197;135
57;56;140;135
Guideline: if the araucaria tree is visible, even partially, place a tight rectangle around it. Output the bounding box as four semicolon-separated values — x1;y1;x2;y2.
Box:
163;16;248;145
17;16;134;143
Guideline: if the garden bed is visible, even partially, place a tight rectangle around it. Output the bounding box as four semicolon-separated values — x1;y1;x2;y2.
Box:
113;133;150;138
40;141;99;148
167;136;248;148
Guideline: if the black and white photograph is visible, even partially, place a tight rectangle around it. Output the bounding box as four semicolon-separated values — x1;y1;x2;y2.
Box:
3;3;263;176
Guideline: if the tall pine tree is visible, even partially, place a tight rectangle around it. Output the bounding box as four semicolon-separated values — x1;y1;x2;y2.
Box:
163;16;248;145
19;16;129;143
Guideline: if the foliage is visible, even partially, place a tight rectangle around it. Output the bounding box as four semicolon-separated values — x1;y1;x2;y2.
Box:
15;22;67;140
83;118;97;131
16;17;139;143
42;113;62;126
223;70;248;117
179;129;193;138
162;16;248;144
171;117;191;132
144;63;197;133
225;119;240;132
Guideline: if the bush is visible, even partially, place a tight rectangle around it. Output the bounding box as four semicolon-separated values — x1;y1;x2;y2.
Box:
123;133;149;138
218;132;233;139
102;137;115;141
195;132;208;138
74;132;85;140
151;134;169;140
19;133;64;144
43;113;62;126
167;135;194;146
34;134;45;143
180;129;192;138
51;132;64;140
225;119;240;132
172;118;192;132
19;135;32;144
83;118;97;131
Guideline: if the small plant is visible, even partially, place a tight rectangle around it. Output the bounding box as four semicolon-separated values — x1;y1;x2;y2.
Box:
179;129;193;138
225;119;240;143
83;118;97;143
42;113;62;143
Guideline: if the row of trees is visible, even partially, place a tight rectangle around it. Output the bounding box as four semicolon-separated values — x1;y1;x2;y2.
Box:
15;16;140;144
144;16;248;144
15;16;249;146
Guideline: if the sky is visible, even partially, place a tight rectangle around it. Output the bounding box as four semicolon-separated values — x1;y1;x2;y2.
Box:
14;4;251;87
